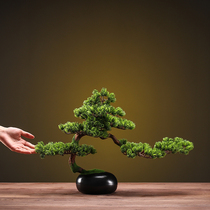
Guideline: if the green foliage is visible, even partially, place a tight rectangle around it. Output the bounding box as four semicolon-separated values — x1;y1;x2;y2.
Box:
119;138;127;146
70;163;82;173
35;141;97;159
120;137;194;159
80;169;105;175
58;88;135;139
58;122;83;134
36;88;194;174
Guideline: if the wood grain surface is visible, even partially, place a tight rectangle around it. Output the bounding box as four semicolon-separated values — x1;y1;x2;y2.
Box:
0;183;209;209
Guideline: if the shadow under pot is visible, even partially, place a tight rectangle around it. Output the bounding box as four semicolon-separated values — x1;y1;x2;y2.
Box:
76;172;118;194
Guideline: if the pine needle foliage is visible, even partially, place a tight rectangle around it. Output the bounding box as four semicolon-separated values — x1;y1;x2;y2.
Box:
35;88;194;174
35;141;97;159
120;137;194;159
58;88;135;138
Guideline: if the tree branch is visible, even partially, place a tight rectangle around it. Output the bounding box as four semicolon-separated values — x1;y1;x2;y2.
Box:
74;132;85;141
138;151;152;159
165;150;172;154
108;133;121;146
64;131;72;135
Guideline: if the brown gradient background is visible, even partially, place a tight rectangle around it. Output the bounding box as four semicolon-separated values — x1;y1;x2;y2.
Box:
0;0;209;182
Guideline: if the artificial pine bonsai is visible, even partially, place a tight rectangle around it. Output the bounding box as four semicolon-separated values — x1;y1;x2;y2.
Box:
35;88;194;176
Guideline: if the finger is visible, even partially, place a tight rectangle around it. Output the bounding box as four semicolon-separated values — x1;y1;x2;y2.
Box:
14;147;36;154
30;150;37;154
21;130;35;139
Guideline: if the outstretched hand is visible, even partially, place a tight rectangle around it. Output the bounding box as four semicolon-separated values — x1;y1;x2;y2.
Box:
0;126;36;154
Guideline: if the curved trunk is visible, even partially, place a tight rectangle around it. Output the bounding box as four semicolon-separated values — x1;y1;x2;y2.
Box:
69;132;122;173
68;133;86;173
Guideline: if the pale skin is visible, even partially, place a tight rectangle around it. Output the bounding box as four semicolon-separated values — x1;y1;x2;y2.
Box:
0;126;36;154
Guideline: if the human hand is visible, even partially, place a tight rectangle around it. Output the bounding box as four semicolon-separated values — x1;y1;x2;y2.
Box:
0;126;36;154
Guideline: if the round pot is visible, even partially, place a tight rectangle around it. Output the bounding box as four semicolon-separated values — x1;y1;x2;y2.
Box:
76;172;118;194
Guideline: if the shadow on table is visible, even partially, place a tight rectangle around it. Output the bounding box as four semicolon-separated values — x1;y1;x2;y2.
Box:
112;189;192;197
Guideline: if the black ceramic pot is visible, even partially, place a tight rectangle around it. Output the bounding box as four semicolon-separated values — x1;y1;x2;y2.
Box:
76;172;118;194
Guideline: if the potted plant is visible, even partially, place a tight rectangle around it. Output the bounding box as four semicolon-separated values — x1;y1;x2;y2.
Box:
35;88;194;194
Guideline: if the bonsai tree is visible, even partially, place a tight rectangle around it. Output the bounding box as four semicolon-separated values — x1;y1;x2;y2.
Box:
36;88;194;175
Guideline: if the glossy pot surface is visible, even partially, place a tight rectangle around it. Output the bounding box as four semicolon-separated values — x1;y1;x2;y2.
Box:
76;172;118;194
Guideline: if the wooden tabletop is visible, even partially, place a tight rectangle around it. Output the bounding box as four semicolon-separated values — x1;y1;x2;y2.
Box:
0;183;209;209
